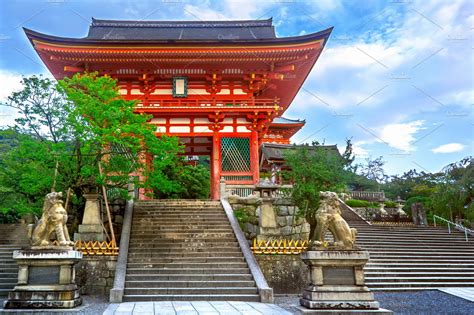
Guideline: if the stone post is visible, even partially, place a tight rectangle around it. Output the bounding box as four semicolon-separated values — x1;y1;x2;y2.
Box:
297;250;392;314
75;193;104;241
4;191;83;309
220;177;227;200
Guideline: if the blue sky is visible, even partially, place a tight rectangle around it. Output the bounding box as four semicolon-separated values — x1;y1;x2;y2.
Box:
0;0;472;176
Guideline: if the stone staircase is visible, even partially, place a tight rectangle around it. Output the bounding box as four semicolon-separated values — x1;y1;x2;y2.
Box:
123;200;260;301
341;207;474;290
0;224;29;297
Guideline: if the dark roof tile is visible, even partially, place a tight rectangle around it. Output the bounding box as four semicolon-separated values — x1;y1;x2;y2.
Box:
87;18;276;41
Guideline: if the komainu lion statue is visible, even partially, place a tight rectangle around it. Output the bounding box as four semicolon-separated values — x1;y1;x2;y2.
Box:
310;191;357;250
31;192;74;247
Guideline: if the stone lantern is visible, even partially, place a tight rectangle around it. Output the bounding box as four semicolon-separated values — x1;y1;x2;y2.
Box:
254;178;280;240
395;196;408;217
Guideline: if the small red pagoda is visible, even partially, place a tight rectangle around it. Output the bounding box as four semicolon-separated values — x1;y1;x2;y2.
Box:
24;18;332;199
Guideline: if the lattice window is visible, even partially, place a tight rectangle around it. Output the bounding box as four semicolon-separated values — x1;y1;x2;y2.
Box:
221;137;251;172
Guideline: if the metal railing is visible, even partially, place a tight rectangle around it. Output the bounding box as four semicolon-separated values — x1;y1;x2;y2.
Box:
433;215;474;242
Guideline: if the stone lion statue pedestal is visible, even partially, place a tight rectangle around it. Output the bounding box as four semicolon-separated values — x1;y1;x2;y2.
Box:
296;192;392;314
4;192;83;309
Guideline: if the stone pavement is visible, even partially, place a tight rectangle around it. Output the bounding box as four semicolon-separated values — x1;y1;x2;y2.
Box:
104;301;292;315
439;288;474;302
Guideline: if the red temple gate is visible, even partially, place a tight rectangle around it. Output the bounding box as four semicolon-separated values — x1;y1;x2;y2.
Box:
25;18;332;199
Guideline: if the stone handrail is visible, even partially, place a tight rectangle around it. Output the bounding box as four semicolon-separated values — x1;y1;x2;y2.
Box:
109;184;135;302
338;198;371;225
220;197;274;303
224;184;256;198
349;191;385;201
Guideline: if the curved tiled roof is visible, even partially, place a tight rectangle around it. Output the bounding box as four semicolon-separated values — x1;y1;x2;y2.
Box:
260;143;339;161
86;18;276;41
272;117;305;125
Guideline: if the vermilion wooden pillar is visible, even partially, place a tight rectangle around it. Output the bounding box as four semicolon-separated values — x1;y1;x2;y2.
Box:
250;130;260;184
211;133;221;200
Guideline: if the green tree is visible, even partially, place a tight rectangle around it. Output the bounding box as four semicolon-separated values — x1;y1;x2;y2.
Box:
284;144;349;239
358;156;388;190
0;73;184;223
430;157;473;222
0;129;55;216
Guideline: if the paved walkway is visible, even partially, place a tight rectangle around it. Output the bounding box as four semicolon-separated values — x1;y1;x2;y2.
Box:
104;301;292;315
439;288;474;302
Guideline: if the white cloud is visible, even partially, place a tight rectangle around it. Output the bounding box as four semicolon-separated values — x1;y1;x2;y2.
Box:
183;3;229;21
352;141;369;157
296;0;473;115
0;70;25;101
183;0;269;21
379;120;425;152
432;143;465;154
0;70;25;127
0;70;51;127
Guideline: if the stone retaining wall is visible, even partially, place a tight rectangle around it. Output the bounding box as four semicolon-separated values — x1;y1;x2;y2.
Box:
76;256;117;296
256;255;307;294
229;196;310;240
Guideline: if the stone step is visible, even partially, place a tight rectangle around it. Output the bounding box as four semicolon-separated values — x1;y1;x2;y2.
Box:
365;272;474;277
0;268;17;273
366;262;474;267
123;287;258;295
134;208;223;212
366;276;474;282
125;280;256;288
136;220;229;224
128;251;243;258
0;273;17;279
130;232;235;238
0;283;17;290
134;213;226;217
359;244;473;249
130;236;236;242
125;274;253;281
365;266;474;271
368;254;474;258
0;289;13;297
368;286;462;291
0;254;14;257
127;242;240;249
356;234;473;241
132;219;230;224
126;262;249;269
124;200;257;302
122;294;260;302
126;268;250;275
365;249;474;253
132;227;233;232
368;259;474;263
133;212;225;216
367;281;474;288
128;248;242;254
129;243;239;248
127;257;245;263
133;225;232;230
360;243;473;248
0;263;16;268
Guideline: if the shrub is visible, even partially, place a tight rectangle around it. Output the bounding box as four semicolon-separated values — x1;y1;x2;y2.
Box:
384;200;397;208
0;209;21;223
345;199;379;208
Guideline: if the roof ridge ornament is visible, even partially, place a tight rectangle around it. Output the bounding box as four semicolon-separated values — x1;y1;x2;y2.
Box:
90;17;274;28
